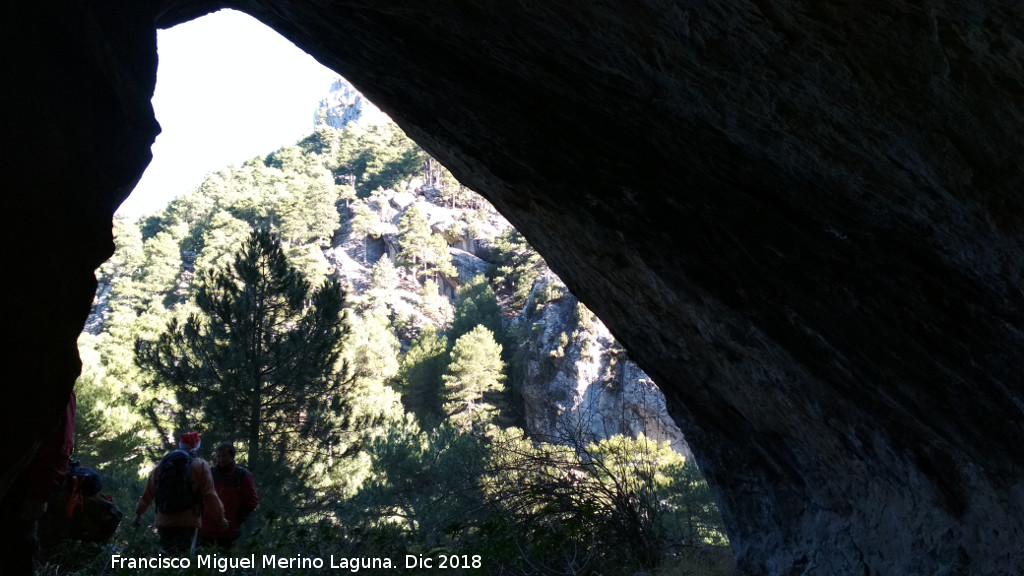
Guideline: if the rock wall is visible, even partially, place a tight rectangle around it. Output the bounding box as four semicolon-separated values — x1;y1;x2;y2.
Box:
5;1;1024;574
1;2;160;497
514;273;692;459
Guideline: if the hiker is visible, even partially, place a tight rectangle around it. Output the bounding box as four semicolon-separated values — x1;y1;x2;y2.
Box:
0;392;75;576
38;460;124;548
198;442;258;550
133;432;229;554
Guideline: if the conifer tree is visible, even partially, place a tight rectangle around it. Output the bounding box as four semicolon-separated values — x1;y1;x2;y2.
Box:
418;279;454;325
450;273;503;344
397;205;455;283
397;205;432;276
97;218;147;352
492;228;547;308
277;165;339;246
400;325;449;424
286;243;332;282
342;309;405;427
443;325;505;430
135;229;350;471
369;256;400;292
337;184;357;210
138;231;184;311
193;211;251;277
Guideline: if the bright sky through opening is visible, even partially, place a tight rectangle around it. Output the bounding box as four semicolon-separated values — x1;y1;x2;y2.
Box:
118;9;338;219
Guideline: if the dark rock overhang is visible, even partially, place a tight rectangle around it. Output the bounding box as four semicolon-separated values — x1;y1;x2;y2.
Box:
3;2;1022;573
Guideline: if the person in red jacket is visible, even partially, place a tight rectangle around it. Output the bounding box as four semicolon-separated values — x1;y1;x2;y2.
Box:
199;442;258;550
134;433;229;554
0;392;75;576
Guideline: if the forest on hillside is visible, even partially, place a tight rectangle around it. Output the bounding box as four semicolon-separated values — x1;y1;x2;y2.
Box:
55;118;731;575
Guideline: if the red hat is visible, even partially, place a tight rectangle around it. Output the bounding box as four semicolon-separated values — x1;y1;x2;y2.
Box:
179;432;201;451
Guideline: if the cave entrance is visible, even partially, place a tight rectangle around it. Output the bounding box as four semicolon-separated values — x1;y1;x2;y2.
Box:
69;8;732;574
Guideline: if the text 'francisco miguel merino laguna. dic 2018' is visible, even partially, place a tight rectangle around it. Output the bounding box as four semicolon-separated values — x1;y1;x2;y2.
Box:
111;553;484;572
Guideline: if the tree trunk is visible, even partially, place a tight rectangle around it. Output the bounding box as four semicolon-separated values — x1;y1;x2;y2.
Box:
248;384;262;471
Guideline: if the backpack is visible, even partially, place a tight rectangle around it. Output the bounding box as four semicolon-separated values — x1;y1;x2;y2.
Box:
155;450;195;514
66;460;103;497
39;491;123;546
38;460;123;547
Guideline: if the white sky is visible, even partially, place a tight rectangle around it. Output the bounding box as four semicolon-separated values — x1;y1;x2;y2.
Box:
117;9;340;219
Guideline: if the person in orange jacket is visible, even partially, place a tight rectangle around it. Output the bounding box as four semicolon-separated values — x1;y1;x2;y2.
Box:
199;442;258;549
134;432;229;554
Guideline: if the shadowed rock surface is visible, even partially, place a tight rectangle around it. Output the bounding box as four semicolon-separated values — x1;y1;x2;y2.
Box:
4;1;1023;574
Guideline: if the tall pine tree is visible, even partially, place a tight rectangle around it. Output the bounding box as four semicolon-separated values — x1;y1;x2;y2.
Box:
443;325;505;431
135;229;350;471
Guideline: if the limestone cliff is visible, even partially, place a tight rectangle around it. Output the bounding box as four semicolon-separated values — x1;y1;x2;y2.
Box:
313;77;389;131
513;272;691;458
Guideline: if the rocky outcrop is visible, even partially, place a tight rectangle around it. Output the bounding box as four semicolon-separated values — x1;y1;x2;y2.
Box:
514;273;691;459
447;249;488;284
7;2;1024;574
313;77;388;131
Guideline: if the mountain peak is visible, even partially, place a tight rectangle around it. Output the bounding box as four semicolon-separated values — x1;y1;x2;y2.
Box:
313;77;389;131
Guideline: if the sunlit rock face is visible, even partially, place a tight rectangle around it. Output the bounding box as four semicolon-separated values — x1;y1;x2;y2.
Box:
7;1;1024;574
313;77;389;131
514;272;692;459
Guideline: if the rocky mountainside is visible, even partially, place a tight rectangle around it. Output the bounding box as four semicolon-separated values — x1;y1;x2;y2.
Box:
511;271;691;458
325;181;690;455
81;77;693;459
314;80;690;451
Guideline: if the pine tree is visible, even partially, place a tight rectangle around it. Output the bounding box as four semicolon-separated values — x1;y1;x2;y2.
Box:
491;228;547;308
337;184;357;210
400;325;449;424
397;205;455;283
450;273;503;344
277;164;339;246
138;231;184;311
418;279;453;325
425;233;457;279
443;325;505;430
193;211;252;277
135;229;350;471
342;309;405;427
369;256;400;292
397;205;433;277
